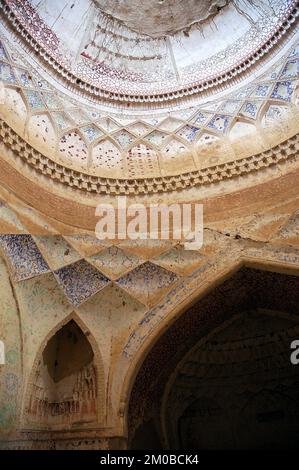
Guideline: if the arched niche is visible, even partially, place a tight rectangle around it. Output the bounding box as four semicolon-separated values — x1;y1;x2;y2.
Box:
126;142;160;178
91;137;124;176
126;267;299;450
23;316;105;431
163;310;299;449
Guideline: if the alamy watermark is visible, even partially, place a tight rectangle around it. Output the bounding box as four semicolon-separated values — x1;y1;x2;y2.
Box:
95;197;203;250
290;340;299;365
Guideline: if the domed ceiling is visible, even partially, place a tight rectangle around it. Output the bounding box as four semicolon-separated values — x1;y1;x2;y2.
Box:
92;0;228;37
2;0;297;99
0;0;298;196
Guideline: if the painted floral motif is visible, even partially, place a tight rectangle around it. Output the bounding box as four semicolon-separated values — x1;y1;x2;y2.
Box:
0;42;8;61
81;125;104;143
251;84;271;98
176;125;200;142
240;102;261;119
15;68;35;88
271;81;294;101
89;246;141;279
23;90;45;110
0;62;16;84
280;59;299;78
54;259;110;306
207;115;231;133
191;112;210;126
0;235;49;281
144;130;168;146
113;129;135;149
116;261;179;306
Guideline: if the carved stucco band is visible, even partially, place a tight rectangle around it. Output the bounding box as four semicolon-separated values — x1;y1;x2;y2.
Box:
0;120;298;195
0;0;298;104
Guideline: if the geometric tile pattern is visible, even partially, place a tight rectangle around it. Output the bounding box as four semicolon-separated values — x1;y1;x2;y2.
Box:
53;259;110;307
115;261;179;306
153;244;205;276
0;35;298;180
33;235;82;271
0;234;50;281
88;246;141;280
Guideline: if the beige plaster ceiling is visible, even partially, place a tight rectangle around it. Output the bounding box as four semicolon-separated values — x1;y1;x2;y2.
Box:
92;0;228;37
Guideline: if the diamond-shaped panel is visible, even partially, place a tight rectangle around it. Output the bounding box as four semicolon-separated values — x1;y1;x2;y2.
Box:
159;117;183;132
280;59;299;79
191;111;212;127
207;114;231;133
66;108;90;125
115;261;179;306
250;84;272;98
81;125;104;143
113;129;135;149
144;130;168;146
23;90;46;111
97;117;119;132
271;81;294;102
42;92;61;109
34;235;82;270
153;245;205;275
0;62;17;84
52;112;73;131
176;125;200;142
88;246;142;279
65;234;109;257
219;101;241;114
78;283;147;327
54;259;110;307
128;122;151;137
0;235;49;281
15;68;35;88
239;101;262;120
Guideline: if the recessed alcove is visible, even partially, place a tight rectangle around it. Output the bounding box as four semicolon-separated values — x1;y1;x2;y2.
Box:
26;320;98;430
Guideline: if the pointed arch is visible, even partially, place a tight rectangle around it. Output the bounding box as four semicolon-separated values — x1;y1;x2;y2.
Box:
21;312;105;430
126;142;161;178
114;259;299;443
257;99;289;125
57;129;89;169
25;112;57;156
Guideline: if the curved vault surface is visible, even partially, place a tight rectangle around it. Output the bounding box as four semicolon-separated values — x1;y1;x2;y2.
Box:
0;0;298;199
